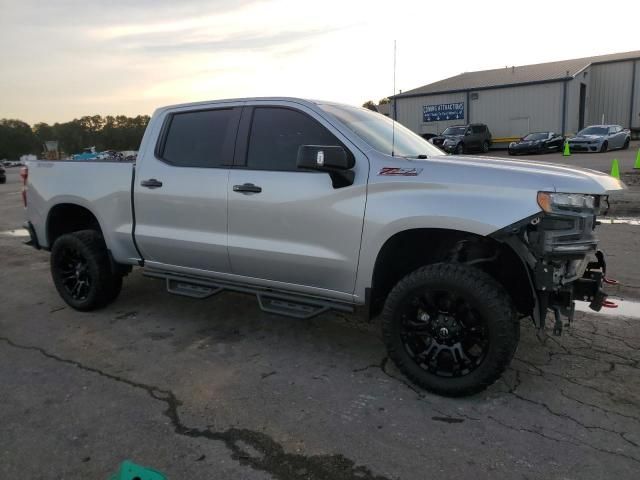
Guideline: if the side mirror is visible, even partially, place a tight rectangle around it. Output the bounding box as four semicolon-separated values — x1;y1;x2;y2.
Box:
296;145;355;188
465;130;472;136
297;145;354;171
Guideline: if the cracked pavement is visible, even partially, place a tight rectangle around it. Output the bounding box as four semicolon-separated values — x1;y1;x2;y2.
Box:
1;170;640;479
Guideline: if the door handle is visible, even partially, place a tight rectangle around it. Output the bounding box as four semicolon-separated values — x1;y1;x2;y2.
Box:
233;183;262;194
141;178;163;189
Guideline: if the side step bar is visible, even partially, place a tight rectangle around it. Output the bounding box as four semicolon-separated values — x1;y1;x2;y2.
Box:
143;270;354;320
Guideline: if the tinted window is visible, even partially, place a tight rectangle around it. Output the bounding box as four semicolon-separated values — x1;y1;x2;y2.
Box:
442;126;466;136
471;125;485;134
246;108;342;171
161;109;237;167
523;132;548;141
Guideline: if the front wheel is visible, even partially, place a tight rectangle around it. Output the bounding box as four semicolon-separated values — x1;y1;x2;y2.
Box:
623;138;630;150
482;141;490;153
382;263;519;397
50;230;123;311
454;143;464;155
600;141;608;153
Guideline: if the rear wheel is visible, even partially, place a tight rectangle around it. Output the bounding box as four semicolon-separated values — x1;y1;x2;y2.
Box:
50;230;123;311
382;263;518;397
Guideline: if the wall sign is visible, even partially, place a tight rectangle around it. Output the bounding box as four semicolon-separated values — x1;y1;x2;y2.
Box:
422;102;465;122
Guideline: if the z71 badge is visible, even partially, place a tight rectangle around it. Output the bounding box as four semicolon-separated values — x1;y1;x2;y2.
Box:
378;167;423;176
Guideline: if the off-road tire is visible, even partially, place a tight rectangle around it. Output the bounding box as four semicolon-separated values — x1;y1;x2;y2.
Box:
50;230;122;311
382;263;518;397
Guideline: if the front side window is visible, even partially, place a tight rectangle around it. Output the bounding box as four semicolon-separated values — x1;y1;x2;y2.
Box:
246;107;341;170
161;108;237;167
471;125;485;134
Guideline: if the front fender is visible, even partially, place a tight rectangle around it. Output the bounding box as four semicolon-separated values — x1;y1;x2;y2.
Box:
354;179;542;300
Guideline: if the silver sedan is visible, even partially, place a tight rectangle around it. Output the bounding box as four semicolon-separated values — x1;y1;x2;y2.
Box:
567;125;631;153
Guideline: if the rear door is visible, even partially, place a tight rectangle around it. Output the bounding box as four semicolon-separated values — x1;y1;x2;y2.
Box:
133;104;241;272
226;102;368;298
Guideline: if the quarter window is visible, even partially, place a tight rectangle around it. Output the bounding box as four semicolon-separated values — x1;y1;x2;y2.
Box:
161;109;238;167
246;107;342;171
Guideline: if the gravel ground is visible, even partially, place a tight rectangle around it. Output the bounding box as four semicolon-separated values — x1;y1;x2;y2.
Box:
1;169;639;480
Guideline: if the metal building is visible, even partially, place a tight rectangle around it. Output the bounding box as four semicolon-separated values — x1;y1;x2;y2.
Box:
390;50;640;144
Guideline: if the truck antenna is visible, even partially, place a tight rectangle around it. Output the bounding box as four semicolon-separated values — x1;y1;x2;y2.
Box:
392;40;396;157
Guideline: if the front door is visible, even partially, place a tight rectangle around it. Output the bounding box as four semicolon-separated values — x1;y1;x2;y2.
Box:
227;103;368;297
134;105;241;272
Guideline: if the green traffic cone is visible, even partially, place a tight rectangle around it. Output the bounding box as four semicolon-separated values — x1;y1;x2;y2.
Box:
109;460;167;480
610;159;620;179
563;141;571;156
634;148;640;169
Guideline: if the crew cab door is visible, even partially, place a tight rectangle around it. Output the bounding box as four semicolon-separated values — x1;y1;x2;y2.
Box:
133;104;241;272
226;103;368;298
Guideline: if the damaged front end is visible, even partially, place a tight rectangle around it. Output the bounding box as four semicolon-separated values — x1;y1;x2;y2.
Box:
492;192;616;335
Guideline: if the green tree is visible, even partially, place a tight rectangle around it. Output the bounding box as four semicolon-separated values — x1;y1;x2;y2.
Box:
0;119;39;159
362;100;378;112
378;97;390;105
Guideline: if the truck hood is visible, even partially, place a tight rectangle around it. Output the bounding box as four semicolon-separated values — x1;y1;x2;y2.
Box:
431;154;626;194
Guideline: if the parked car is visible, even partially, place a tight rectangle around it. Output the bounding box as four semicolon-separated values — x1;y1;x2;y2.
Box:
508;132;565;155
0;165;5;184
567;125;631;153
22;97;624;397
429;124;492;154
420;133;438;141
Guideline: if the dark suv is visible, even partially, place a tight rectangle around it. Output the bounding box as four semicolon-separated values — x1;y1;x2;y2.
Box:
430;124;492;154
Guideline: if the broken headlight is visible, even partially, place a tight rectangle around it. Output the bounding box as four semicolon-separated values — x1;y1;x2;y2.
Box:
537;192;598;214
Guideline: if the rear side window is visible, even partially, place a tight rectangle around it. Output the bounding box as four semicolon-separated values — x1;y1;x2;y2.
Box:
160;108;238;167
246;107;341;171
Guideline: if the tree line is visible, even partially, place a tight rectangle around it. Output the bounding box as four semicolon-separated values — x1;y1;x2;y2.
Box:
0;115;150;160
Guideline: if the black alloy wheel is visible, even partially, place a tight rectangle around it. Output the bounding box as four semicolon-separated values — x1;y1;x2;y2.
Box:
398;289;489;378
382;263;519;396
55;245;92;301
50;230;123;311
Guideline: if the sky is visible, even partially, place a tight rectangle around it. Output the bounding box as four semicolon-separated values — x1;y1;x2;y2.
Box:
1;0;639;124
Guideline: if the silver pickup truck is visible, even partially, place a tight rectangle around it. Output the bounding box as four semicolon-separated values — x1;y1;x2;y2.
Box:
22;97;625;396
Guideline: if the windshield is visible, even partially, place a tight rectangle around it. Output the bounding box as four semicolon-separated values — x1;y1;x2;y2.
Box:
442;126;466;136
523;133;548;141
318;103;443;157
578;127;608;136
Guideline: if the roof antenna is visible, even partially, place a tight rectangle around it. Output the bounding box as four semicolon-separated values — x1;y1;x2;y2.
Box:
392;39;397;157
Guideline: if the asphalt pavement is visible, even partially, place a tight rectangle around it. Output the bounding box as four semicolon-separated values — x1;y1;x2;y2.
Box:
1;167;639;480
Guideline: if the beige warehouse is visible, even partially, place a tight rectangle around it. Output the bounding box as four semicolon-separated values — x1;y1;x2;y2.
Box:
390;50;640;144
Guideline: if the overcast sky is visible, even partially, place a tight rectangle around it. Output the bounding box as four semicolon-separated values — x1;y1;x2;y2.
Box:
1;0;638;124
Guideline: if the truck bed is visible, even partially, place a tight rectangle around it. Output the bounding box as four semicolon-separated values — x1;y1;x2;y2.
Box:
25;160;140;263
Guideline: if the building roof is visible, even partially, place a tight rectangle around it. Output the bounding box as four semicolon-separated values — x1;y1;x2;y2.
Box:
393;50;640;98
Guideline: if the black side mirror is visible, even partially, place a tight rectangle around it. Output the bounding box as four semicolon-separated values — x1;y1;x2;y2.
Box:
297;145;355;188
297;145;353;170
